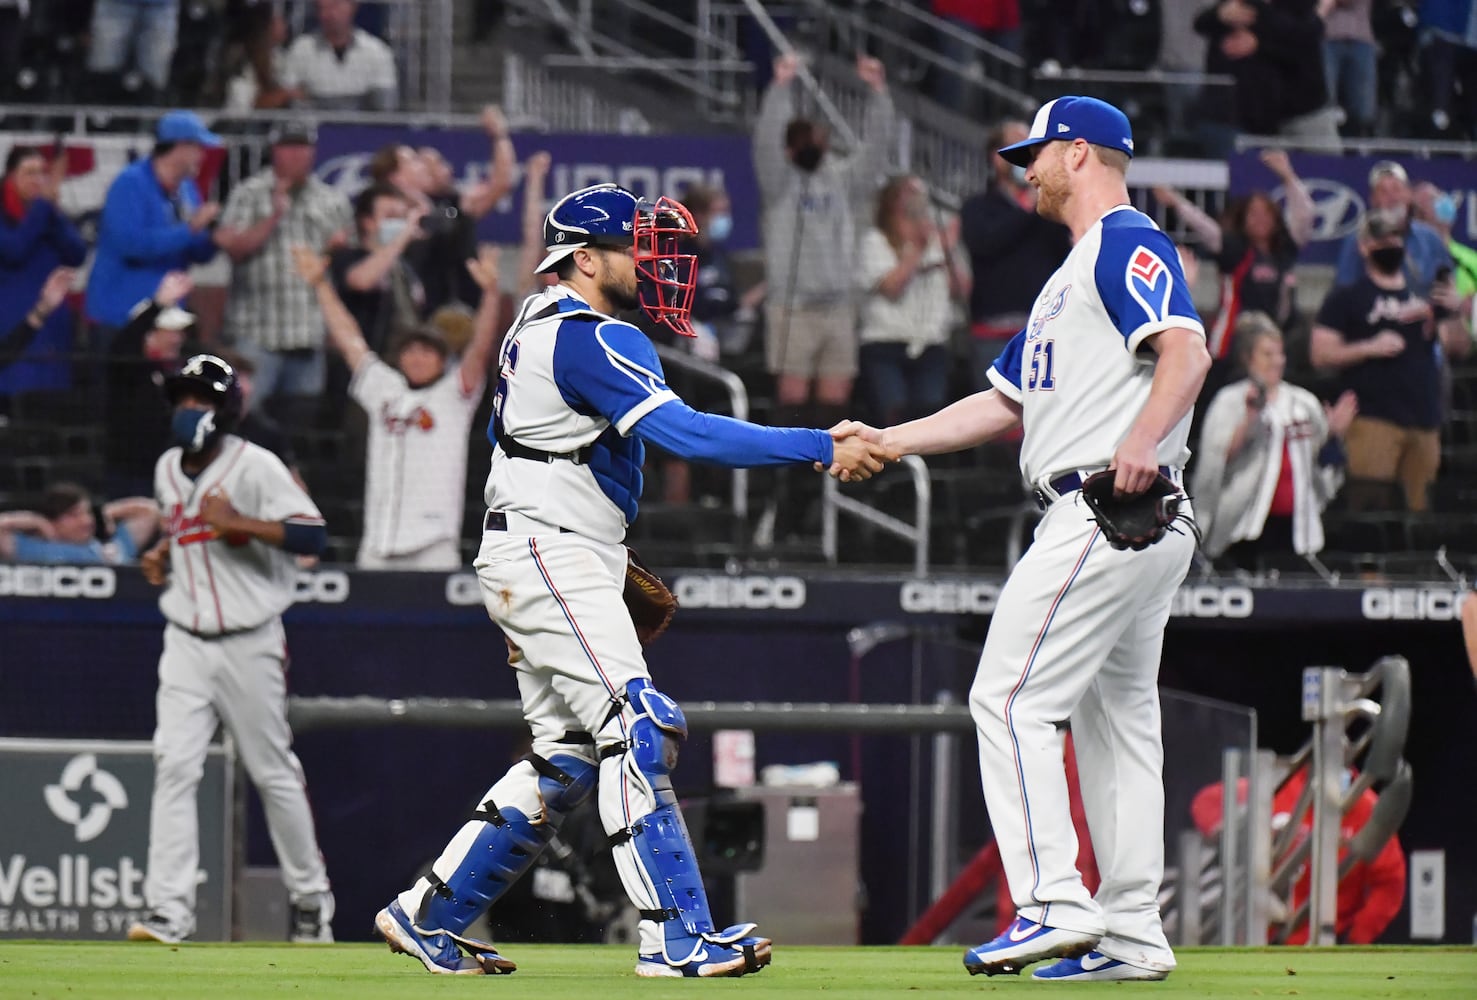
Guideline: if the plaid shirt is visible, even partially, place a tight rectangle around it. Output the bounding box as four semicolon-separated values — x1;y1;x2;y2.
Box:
222;170;352;352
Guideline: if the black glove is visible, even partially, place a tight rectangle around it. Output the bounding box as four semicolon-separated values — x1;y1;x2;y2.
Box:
1079;470;1185;551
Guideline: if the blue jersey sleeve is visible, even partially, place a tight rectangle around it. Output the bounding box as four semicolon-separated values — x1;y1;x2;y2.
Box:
1093;216;1206;355
634;399;833;467
551;318;679;434
985;330;1026;403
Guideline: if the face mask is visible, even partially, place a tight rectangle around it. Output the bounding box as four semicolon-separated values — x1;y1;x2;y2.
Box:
1009;164;1028;185
792;144;824;172
1368;245;1405;275
1435;193;1458;227
708;213;733;242
377;217;408;246
171;408;218;454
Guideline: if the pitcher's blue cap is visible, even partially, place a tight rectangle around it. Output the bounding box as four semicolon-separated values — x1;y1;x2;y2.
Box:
999;96;1134;166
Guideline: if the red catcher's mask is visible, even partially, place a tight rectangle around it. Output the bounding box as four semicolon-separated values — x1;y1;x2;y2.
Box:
634;196;699;338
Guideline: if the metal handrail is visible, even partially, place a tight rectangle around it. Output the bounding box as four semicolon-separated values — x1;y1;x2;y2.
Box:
736;0;860;152
1237;132;1477;158
652;345;750;521
1035;67;1236;88
510;0;750;113
289;694;976;733
852;0;1028;70
541;55;755;72
602;0;748;59
821;454;932;576
808;0;1035;110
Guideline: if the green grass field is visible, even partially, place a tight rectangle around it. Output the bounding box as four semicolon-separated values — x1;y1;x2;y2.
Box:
2;944;1475;999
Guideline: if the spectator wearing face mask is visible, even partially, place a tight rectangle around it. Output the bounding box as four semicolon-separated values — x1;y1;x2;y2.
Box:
1311;210;1467;512
675;183;764;360
752;51;896;434
1335;161;1452;297
1413;181;1477;317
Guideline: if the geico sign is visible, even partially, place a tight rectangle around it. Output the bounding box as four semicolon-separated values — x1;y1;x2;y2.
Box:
0;565;116;599
671;575;806;610
899;580;1001;615
1171;585;1254;619
1361;587;1468;621
292;570;350;604
445;573;482;607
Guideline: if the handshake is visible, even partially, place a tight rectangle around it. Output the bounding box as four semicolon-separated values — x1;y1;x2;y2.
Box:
818;420;900;483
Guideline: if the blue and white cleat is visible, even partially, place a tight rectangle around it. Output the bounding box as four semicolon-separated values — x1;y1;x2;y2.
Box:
1032;951;1169;981
963;917;1100;976
635;923;773;978
374;900;516;975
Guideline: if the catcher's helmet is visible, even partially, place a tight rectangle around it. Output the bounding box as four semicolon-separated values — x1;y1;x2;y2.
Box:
535;182;640;274
164;354;243;431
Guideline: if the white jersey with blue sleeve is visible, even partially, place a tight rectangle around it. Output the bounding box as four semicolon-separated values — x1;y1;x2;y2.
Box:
485;285;832;544
987;205;1205;488
484;286;670;543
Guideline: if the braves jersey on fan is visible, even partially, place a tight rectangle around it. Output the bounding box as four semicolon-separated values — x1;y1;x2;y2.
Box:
987;206;1205;486
155;435;324;634
485;286;677;543
352;357;484;558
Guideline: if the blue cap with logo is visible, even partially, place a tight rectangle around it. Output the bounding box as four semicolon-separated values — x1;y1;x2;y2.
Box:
155;110;223;148
998;96;1134;167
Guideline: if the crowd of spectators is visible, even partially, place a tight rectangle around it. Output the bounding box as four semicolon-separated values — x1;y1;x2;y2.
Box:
924;2;1477;148
2;19;1477;577
0;96;520;569
0;0;401;112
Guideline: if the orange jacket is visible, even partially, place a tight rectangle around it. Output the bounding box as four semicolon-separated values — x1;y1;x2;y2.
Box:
1190;772;1406;944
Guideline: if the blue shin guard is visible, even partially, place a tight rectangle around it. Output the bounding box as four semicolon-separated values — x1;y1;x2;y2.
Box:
417;751;597;935
605;680;771;977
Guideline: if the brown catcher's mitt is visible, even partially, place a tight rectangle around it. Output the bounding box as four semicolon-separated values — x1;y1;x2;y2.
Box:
623;546;678;645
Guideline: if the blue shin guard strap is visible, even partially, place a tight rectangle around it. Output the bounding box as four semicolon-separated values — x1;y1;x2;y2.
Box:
627;800;714;939
420;806;547;934
421;753;597;935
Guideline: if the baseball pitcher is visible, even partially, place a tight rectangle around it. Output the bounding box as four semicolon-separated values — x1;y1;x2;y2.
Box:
835;97;1210;982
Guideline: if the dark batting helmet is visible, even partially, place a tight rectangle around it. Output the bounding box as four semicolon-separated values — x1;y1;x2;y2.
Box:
163;354;243;432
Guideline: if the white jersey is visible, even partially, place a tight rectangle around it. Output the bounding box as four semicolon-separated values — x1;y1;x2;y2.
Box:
155;436;324;635
351;356;484;559
483;286;678;544
987;205;1206;487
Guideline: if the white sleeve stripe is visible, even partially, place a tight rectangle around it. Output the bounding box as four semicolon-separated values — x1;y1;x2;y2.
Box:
1125;317;1206;356
615;391;677;436
594;325;663;380
987;366;1024;403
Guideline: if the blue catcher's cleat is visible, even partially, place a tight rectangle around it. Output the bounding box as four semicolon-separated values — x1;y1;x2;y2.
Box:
635;923;773;978
963;916;1100;976
1033;951;1169;982
374;900;516;975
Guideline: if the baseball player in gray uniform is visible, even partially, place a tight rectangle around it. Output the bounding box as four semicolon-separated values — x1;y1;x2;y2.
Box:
127;355;335;946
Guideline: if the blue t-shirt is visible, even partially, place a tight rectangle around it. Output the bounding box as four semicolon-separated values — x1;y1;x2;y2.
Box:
11;530;139;565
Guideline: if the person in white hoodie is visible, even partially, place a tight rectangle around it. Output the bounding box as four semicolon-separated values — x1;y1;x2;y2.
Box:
1192;312;1358;569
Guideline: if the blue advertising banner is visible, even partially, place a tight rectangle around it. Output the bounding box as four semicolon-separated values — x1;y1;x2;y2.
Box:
313;126;762;250
1228;152;1477;266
